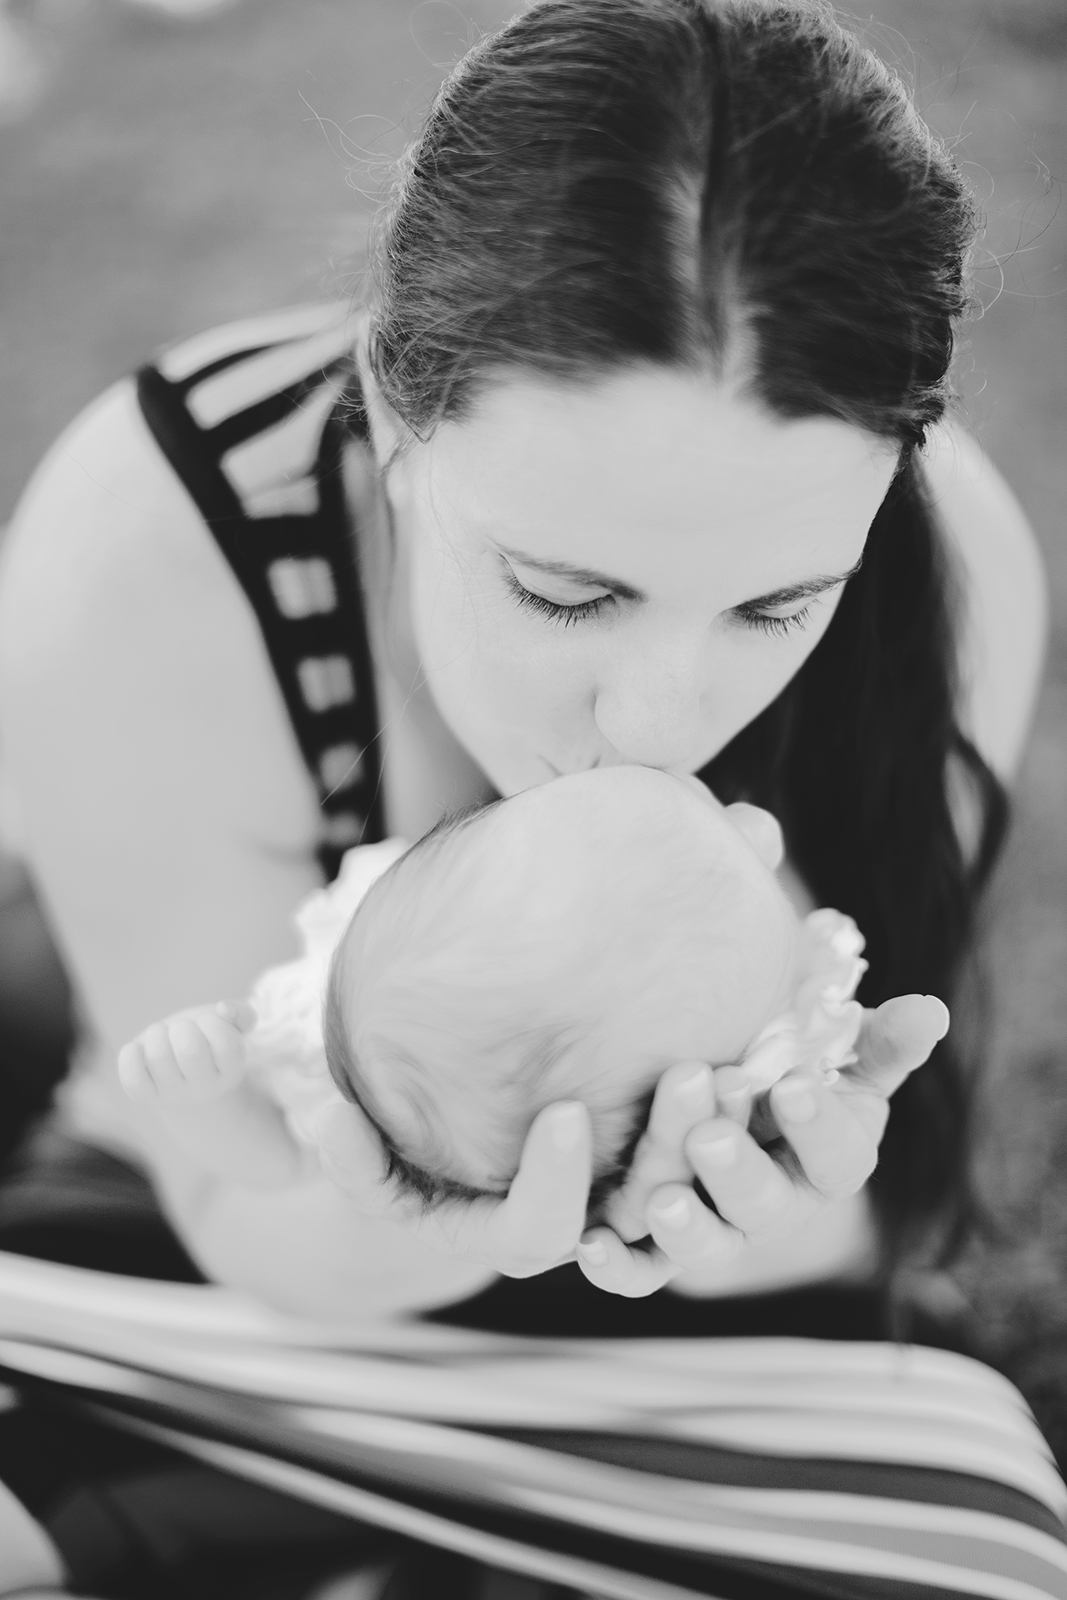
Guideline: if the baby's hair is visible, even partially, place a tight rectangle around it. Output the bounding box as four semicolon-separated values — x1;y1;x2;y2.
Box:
322;804;652;1218
323;806;492;1207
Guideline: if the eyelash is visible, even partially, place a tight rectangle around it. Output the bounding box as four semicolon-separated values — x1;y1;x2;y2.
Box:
502;568;612;628
503;568;815;637
732;603;814;637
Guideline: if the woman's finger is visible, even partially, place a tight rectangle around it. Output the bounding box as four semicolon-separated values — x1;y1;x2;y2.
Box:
576;1226;676;1297
723;802;784;869
606;1061;715;1240
485;1102;593;1275
684;1117;800;1240
645;1183;745;1271
851;994;949;1098
769;1069;879;1201
712;1065;753;1129
313;1095;395;1213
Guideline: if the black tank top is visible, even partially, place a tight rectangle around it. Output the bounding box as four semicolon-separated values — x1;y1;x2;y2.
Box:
136;303;386;883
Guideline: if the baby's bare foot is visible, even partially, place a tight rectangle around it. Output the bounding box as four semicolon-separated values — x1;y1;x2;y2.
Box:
118;1000;254;1103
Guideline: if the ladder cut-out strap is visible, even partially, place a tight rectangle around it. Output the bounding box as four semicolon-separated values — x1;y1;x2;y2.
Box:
135;307;386;882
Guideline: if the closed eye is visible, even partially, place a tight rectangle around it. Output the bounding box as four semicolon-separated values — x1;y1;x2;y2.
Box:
500;552;861;632
501;566;614;626
732;602;815;637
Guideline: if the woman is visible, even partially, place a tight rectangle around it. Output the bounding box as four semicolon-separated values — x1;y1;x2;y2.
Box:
0;0;1051;1592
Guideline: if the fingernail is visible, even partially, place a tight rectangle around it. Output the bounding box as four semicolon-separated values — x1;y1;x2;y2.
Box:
578;1238;608;1266
650;1195;691;1228
692;1129;737;1167
774;1079;817;1122
549;1103;586;1155
718;1085;751;1118
924;996;951;1040
676;1064;712;1106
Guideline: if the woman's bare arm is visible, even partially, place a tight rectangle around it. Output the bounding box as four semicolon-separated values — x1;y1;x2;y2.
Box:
0;380;491;1317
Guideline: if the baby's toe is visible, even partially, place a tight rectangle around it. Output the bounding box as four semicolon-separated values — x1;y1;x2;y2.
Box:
195;1011;249;1087
117;1040;156;1099
139;1022;191;1100
168;1016;232;1098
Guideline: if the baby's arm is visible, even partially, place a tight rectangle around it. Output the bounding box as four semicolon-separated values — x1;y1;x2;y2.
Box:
118;1002;310;1190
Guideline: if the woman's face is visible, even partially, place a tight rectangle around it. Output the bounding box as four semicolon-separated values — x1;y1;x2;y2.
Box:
379;366;898;796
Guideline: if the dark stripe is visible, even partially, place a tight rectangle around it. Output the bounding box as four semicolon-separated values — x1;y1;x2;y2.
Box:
137;363;245;528
498;1430;1067;1545
168;341;274;396
136;358;385;879
203;360;351;455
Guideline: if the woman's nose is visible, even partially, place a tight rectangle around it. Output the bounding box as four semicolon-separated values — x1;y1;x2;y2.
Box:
593;631;710;770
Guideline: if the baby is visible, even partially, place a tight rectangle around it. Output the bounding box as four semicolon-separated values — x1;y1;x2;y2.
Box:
118;767;867;1208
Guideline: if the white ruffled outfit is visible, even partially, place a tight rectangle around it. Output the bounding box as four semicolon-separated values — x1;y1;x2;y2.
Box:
738;909;868;1092
245;840;868;1147
245;838;409;1145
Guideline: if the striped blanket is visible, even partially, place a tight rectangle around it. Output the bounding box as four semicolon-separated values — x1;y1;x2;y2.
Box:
0;1250;1064;1600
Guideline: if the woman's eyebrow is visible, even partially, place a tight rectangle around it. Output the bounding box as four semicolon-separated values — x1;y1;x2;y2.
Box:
496;543;644;601
745;558;864;608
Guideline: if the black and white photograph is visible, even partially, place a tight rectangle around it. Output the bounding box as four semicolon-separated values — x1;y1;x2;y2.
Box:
0;2;1064;1596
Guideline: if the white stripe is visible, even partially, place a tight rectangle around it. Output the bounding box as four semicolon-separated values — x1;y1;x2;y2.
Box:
156;303;347;383
1;1317;1058;1514
298;657;356;712
243;478;321;520
220;380;345;513
476;1355;1034;1427
598;1337;1035;1412
93;1413;720;1600
187;321;355;430
0;1250;537;1348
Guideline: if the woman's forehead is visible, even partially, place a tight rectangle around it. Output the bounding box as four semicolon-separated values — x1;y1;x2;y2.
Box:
415;368;898;591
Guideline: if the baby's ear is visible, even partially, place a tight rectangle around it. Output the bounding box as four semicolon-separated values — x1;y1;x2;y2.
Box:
723;803;785;871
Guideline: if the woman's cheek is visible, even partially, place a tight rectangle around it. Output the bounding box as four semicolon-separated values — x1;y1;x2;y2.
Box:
408;554;594;783
701;612;839;758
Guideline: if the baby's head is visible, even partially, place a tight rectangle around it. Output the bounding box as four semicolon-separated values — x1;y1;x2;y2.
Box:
324;767;798;1210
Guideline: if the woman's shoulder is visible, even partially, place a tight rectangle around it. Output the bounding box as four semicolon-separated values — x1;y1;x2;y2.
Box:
0;372;320;861
0;377;212;675
920;419;1049;782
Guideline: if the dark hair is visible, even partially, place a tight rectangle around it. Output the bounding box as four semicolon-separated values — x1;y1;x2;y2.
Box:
356;0;1009;1270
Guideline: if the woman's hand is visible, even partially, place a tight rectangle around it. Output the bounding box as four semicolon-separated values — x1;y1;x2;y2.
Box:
314;1096;595;1278
574;992;950;1297
312;993;945;1294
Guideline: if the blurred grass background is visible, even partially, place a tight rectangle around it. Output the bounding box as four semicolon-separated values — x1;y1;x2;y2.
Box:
0;0;1064;1448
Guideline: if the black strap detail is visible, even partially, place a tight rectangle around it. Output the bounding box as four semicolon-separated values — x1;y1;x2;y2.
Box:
136;358;385;882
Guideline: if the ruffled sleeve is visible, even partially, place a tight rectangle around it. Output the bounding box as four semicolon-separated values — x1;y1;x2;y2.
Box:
739;909;868;1092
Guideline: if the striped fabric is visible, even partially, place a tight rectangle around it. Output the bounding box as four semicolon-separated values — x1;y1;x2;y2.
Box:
136;303;387;880
1;1252;1064;1599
